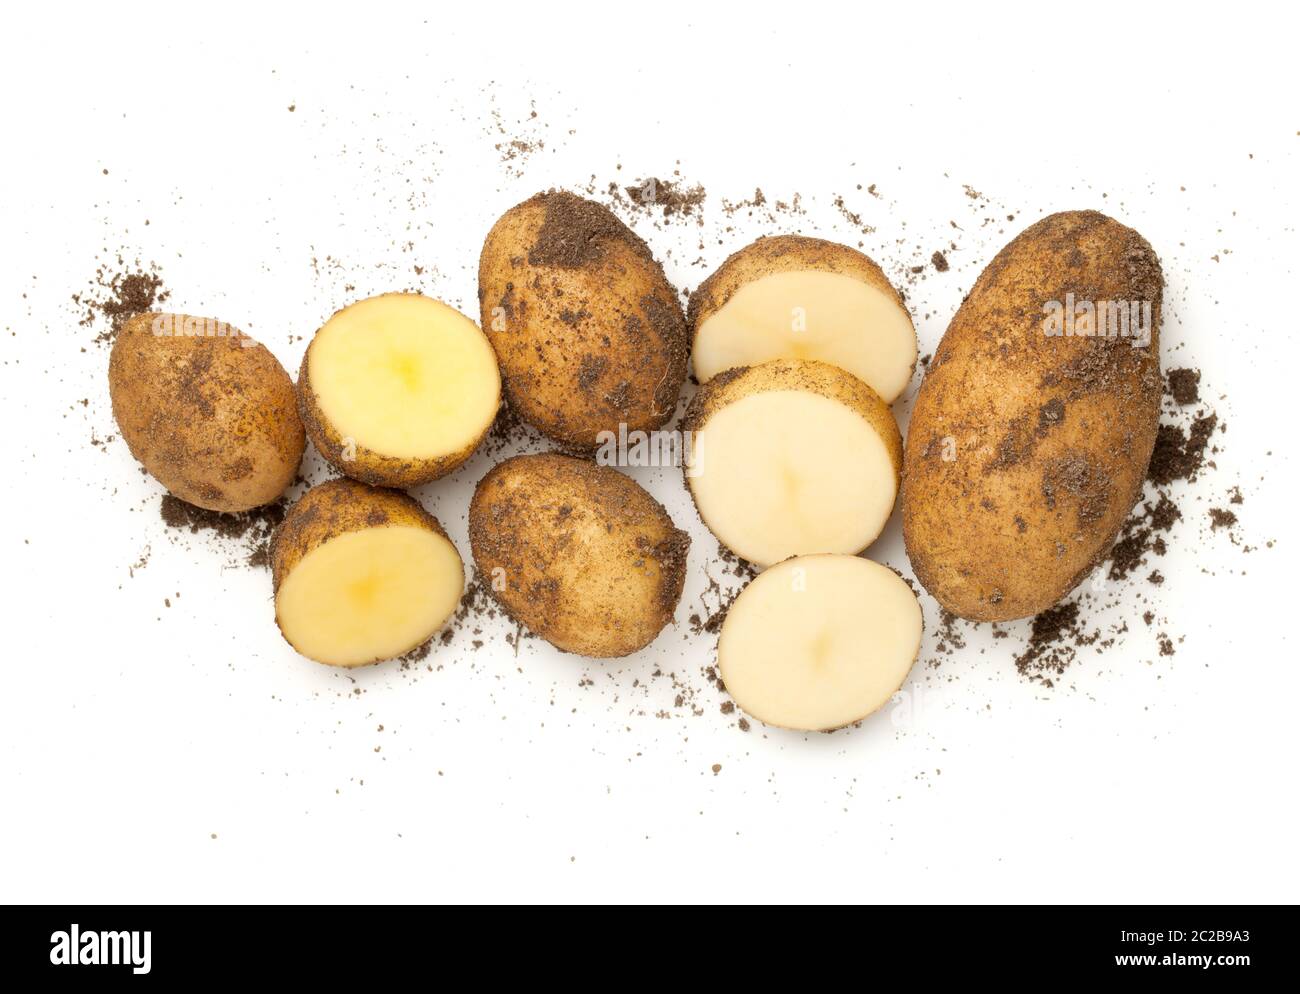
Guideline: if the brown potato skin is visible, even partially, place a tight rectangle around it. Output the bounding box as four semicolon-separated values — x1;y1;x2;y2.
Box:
902;211;1163;622
108;312;305;512
477;191;688;452
468;453;690;658
270;478;455;594
686;233;910;338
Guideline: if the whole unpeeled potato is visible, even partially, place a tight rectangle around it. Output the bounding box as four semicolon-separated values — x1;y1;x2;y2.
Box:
902;210;1163;622
468;453;690;657
478;191;688;452
109;312;305;512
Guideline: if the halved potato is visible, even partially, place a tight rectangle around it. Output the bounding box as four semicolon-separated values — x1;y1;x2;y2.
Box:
683;358;902;568
719;554;922;731
271;478;464;666
298;293;501;488
689;235;917;403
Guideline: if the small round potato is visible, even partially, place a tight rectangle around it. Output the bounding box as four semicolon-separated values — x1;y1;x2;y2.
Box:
478;191;688;452
108;312;304;512
272;478;464;667
468;453;690;657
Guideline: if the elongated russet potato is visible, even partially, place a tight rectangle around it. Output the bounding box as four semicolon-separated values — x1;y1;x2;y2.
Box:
109;312;304;512
683;358;902;568
468;453;689;657
272;478;464;666
477;191;688;451
298;293;500;488
688;235;917;403
902;210;1163;622
719;554;923;731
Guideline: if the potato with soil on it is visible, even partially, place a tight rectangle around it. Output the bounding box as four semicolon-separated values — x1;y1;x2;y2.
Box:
108;312;305;512
468;453;690;657
477;190;688;452
902;210;1164;622
271;478;464;667
688;234;917;404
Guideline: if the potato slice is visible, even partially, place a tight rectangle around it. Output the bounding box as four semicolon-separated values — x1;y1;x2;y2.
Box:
299;293;501;488
689;235;916;403
683;359;902;568
272;479;464;666
719;555;922;731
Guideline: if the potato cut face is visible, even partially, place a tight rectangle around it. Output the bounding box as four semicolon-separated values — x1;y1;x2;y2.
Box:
275;525;463;666
693;271;916;403
688;390;897;567
309;294;500;460
719;555;922;731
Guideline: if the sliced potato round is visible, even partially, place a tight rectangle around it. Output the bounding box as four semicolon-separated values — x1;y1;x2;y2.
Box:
272;478;464;667
299;293;500;488
683;358;902;568
719;555;922;731
689;235;917;403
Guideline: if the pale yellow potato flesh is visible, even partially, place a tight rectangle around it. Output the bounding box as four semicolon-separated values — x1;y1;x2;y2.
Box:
308;294;500;460
688;390;897;567
693;270;917;403
275;525;463;667
719;555;922;731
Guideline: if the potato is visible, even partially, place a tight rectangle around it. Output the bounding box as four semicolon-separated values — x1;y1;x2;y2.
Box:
271;478;464;666
718;554;923;732
683;358;902;568
298;293;500;488
477;191;688;451
108;312;304;512
688;235;916;403
468;453;689;657
902;210;1163;622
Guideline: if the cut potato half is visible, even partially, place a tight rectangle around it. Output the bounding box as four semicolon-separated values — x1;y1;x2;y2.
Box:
272;479;464;666
299;293;501;488
683;359;902;568
689;235;916;403
719;555;922;731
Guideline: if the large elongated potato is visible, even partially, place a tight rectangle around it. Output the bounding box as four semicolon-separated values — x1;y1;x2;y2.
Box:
108;312;304;512
689;235;917;403
272;478;464;666
477;191;688;452
468;453;689;657
902;210;1163;622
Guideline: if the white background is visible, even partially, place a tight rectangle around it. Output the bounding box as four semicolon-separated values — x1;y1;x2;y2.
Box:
1;2;1296;903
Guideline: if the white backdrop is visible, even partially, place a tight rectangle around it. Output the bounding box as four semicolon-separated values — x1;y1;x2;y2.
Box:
1;1;1296;903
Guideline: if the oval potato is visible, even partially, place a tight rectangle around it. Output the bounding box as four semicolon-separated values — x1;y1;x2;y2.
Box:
902;210;1163;622
108;312;305;512
468;453;689;657
477;191;688;452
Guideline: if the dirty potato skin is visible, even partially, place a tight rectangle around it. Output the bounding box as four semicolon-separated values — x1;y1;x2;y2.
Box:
902;210;1164;622
468;453;690;657
108;312;305;512
477;191;688;452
